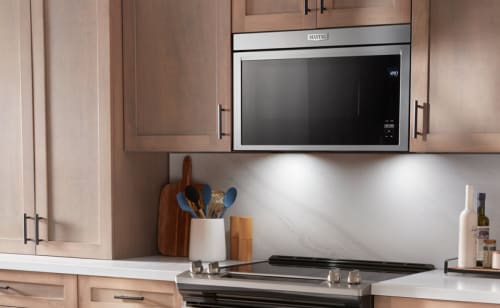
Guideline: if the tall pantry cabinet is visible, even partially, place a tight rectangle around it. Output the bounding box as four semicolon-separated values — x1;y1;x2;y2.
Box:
0;0;167;259
0;0;35;255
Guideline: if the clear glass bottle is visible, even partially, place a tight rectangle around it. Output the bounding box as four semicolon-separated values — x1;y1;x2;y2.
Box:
476;193;490;267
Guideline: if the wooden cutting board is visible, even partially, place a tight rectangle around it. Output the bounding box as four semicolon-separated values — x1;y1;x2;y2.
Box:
158;156;194;256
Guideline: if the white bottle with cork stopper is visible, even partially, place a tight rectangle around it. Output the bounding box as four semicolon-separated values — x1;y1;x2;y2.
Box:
458;184;478;268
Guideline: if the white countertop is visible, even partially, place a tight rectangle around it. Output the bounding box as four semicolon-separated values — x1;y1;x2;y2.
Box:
372;269;500;304
0;254;191;281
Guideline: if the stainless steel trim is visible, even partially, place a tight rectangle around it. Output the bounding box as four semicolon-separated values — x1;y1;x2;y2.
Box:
233;24;410;51
217;104;222;140
176;271;370;297
233;44;410;152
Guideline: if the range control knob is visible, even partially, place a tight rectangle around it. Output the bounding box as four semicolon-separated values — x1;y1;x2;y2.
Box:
327;268;341;283
347;270;362;285
207;261;220;275
190;260;203;274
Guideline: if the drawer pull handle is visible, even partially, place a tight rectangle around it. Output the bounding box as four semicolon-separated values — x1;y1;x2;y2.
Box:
114;295;145;301
0;286;10;290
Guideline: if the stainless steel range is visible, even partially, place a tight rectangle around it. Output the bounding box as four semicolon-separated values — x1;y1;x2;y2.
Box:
176;255;434;308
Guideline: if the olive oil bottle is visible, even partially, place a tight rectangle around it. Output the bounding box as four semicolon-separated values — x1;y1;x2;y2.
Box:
476;193;490;267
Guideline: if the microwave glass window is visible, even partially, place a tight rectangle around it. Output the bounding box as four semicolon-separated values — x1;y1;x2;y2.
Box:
241;55;401;146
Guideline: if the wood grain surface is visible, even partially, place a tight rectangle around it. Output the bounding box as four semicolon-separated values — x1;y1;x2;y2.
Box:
158;156;193;257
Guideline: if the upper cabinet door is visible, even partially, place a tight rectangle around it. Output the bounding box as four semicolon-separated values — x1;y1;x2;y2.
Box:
31;0;112;258
0;0;35;255
317;0;410;28
411;0;500;152
232;0;317;32
124;0;232;152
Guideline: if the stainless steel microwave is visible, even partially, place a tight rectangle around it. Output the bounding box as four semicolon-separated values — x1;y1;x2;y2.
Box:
233;25;410;151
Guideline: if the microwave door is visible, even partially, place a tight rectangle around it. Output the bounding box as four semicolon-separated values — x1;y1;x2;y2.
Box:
233;45;410;152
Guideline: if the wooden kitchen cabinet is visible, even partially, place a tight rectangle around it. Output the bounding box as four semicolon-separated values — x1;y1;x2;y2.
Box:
0;0;168;259
232;0;317;32
0;270;77;307
78;276;182;308
232;0;410;33
317;0;411;28
375;296;499;308
0;0;35;255
410;0;500;152
123;0;232;152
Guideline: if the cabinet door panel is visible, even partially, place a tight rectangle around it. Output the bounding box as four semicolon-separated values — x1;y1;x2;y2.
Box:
0;0;35;255
31;0;112;258
317;0;410;28
410;0;500;152
232;0;317;32
124;0;231;152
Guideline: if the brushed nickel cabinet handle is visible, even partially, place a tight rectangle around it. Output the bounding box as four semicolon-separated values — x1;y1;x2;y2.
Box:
114;295;144;301
0;286;10;290
320;0;326;13
413;100;428;139
217;104;230;140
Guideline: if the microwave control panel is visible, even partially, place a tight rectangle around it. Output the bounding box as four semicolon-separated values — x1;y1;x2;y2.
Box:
383;120;396;143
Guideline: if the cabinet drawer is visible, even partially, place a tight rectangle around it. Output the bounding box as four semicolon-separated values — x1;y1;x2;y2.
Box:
0;270;77;308
79;276;182;308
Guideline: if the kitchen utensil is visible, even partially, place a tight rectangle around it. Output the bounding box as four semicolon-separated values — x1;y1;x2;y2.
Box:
202;184;212;216
220;187;237;217
176;192;198;218
208;190;224;218
157;156;194;256
185;185;205;218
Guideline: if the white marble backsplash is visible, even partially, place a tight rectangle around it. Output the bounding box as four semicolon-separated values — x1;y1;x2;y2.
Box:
170;153;500;267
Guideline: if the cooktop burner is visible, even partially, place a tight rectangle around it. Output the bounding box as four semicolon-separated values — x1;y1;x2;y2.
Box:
176;255;434;308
